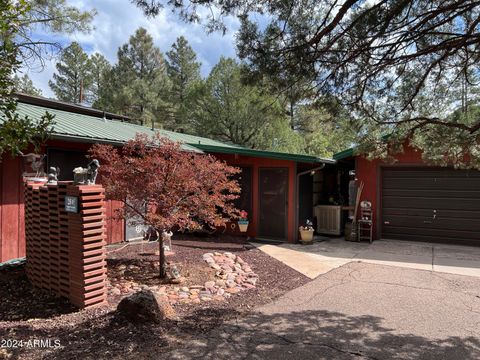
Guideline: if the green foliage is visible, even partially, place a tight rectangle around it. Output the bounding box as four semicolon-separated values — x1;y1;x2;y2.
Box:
0;0;54;157
132;0;480;167
191;57;295;149
106;27;171;126
16;0;95;66
255;117;305;154
49;42;92;103
89;52;111;105
165;36;201;132
0;103;54;156
296;97;358;158
410;105;480;169
12;73;42;96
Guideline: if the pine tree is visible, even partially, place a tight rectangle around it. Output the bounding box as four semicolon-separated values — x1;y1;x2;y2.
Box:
13;74;43;96
192;57;303;151
89;53;111;105
165;36;201;132
111;27;170;126
49;42;92;103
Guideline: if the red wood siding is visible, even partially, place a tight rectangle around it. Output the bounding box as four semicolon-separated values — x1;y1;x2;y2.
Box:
105;200;125;244
0;141;125;263
355;145;425;239
1;155;23;262
213;153;297;243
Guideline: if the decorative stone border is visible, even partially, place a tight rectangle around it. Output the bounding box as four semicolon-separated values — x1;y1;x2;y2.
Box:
108;251;259;305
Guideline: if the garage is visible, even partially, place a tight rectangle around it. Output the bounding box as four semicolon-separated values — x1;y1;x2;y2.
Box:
381;167;480;245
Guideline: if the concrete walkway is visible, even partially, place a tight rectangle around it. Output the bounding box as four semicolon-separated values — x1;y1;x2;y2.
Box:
253;238;480;278
166;262;480;359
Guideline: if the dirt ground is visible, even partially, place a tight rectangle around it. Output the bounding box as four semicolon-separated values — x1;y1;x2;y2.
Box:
0;235;309;360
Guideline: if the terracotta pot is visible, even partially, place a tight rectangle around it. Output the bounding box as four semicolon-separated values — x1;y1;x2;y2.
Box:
299;229;314;242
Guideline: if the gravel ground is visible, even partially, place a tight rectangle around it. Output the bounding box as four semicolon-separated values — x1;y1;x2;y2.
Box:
0;235;309;360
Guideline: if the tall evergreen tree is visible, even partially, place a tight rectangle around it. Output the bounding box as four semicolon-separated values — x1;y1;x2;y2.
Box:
165;36;201;132
49;42;92;103
110;27;170;126
192;57;303;151
89;53;111;106
13;74;43;96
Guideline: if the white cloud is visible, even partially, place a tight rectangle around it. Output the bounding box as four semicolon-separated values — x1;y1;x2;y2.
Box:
24;0;240;98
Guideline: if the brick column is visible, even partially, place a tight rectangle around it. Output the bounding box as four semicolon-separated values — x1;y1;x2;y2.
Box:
24;182;108;308
66;185;107;308
57;182;70;298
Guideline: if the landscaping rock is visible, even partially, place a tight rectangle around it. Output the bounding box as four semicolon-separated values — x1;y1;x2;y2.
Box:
110;287;121;296
170;277;184;284
204;281;215;289
201;250;260;301
117;289;176;323
215;279;226;287
225;287;240;294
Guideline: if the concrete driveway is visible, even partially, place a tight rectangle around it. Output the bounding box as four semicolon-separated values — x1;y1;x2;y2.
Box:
253;238;480;279
166;262;480;359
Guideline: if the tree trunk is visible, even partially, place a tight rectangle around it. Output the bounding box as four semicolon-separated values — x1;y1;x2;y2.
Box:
157;230;167;278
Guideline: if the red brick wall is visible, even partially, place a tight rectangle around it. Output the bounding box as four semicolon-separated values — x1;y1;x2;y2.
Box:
355;145;425;239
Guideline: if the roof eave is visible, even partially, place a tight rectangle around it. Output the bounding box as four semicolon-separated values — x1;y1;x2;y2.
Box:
50;133;204;153
190;144;335;164
333;147;355;161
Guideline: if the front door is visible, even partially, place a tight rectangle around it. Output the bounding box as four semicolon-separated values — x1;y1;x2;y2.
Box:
258;168;288;240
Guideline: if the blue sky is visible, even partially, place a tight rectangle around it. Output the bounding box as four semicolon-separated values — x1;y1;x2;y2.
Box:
21;0;241;98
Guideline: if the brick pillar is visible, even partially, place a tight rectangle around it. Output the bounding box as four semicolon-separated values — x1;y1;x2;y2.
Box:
57;182;70;297
39;186;50;290
66;185;107;308
31;185;42;285
48;184;60;291
24;182;108;308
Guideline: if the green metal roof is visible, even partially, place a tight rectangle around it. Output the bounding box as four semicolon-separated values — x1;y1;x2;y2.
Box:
13;102;244;153
333;147;355;160
10;99;334;164
193;144;336;164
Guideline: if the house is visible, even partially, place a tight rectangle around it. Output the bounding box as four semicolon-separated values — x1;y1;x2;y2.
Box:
334;144;480;246
0;94;338;263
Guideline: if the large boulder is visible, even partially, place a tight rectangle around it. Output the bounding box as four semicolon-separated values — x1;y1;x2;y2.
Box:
117;289;176;323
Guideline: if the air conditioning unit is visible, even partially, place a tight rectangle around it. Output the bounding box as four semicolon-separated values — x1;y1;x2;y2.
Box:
314;205;343;235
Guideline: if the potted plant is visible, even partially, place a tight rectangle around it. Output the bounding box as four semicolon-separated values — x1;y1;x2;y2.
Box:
299;220;314;243
237;210;249;232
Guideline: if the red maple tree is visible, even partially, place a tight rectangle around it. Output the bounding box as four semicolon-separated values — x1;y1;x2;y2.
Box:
90;133;241;278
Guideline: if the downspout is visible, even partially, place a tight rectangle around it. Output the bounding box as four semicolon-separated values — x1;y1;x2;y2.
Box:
295;164;326;243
